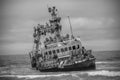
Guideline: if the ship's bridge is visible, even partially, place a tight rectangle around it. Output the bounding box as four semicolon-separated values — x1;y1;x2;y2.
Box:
38;37;82;58
36;37;82;62
42;37;81;50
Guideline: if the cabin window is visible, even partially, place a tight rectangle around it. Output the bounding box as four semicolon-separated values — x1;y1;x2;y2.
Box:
53;50;56;54
69;47;72;50
77;45;79;49
65;47;68;51
49;51;52;55
61;48;64;52
45;52;47;55
72;46;76;50
57;49;60;53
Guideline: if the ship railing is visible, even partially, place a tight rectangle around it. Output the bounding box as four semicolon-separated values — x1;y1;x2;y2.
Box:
45;38;77;48
58;54;70;59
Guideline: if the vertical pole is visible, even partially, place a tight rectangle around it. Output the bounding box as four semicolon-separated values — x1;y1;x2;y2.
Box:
68;16;74;39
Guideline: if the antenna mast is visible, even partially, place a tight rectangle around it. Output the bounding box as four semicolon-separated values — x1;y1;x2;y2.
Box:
68;16;74;39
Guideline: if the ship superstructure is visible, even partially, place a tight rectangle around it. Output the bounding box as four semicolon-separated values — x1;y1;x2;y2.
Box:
29;6;95;71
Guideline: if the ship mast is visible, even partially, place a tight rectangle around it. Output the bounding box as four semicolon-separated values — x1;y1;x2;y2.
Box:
68;16;74;39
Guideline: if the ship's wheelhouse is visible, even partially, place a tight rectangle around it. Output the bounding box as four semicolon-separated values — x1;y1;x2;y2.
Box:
40;39;82;61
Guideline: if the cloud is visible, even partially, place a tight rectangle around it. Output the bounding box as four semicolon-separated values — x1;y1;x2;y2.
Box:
83;39;120;51
62;17;119;40
61;17;120;51
0;0;120;55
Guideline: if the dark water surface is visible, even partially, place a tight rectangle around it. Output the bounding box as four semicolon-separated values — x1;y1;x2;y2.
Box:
0;51;120;80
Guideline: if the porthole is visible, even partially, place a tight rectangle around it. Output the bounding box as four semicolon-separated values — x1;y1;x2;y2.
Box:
49;51;52;55
72;46;76;50
65;47;68;51
57;49;60;53
53;50;56;54
61;48;64;52
69;47;72;50
77;45;79;49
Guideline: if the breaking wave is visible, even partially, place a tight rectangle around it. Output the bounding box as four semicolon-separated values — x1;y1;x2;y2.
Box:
0;73;71;79
96;61;120;64
86;70;120;77
0;70;120;79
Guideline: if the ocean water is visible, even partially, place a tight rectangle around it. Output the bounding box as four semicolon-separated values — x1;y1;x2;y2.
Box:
0;51;120;80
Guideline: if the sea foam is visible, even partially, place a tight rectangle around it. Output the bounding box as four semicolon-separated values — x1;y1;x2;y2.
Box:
0;73;70;79
87;70;120;77
0;70;120;79
96;61;120;64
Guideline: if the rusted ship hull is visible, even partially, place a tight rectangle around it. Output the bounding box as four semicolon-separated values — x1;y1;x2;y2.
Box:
39;58;95;72
62;58;95;71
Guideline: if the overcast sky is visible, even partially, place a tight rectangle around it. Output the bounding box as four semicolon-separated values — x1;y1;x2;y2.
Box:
0;0;120;55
